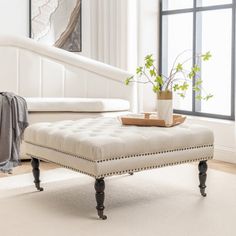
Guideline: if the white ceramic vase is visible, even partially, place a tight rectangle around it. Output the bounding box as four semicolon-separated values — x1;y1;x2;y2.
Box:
157;91;173;126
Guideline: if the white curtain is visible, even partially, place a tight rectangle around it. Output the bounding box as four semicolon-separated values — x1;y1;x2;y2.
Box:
89;0;138;72
85;0;159;111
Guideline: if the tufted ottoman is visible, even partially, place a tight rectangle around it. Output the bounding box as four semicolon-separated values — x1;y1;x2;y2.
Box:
24;117;214;220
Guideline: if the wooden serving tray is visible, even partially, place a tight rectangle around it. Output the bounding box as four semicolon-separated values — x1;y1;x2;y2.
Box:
120;113;186;127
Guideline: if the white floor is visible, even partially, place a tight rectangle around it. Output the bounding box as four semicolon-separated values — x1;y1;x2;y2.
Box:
0;165;235;236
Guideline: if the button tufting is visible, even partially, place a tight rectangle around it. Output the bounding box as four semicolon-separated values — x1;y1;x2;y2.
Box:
25;117;214;163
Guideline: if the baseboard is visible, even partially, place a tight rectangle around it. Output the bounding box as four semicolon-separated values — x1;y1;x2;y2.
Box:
214;146;236;164
185;116;236;165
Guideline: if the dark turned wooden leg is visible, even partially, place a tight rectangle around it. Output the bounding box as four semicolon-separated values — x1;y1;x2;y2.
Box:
129;172;134;176
31;158;44;191
95;178;107;220
198;161;208;197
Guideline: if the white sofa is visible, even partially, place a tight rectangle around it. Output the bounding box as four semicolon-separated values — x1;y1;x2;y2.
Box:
0;35;137;158
26;97;132;123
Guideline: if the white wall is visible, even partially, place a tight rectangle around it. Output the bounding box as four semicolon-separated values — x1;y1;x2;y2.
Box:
186;116;236;164
0;0;128;63
137;0;160;112
0;0;92;58
0;0;139;69
0;0;29;36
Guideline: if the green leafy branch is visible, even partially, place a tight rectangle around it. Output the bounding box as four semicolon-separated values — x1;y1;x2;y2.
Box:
125;51;213;100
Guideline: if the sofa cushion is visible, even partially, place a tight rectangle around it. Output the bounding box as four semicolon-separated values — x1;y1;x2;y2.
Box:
25;98;130;112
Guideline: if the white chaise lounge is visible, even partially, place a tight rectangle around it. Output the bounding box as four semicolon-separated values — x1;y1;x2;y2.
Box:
24;117;214;220
0;35;136;158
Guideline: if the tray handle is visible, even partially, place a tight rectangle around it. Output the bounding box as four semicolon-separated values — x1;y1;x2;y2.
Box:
143;112;152;119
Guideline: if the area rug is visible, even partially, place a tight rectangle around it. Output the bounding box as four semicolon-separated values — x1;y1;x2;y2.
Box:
0;164;235;236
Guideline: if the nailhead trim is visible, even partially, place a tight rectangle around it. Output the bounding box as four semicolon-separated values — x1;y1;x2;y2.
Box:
27;153;213;179
25;141;95;163
27;154;95;178
97;144;213;163
25;141;213;164
98;156;213;178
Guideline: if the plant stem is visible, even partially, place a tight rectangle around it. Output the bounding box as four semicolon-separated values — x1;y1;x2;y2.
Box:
166;70;180;90
171;49;192;70
143;70;156;87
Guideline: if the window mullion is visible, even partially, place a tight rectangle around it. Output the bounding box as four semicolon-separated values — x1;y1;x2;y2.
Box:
160;0;234;120
231;0;236;119
194;0;203;112
192;0;197;112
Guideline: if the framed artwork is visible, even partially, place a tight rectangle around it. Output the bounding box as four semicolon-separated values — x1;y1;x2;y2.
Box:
29;0;82;52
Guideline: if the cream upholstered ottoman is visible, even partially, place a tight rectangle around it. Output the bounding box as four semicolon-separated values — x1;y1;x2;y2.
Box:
24;117;214;220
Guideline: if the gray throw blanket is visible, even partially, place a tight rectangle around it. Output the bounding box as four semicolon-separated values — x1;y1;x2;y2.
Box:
0;92;29;173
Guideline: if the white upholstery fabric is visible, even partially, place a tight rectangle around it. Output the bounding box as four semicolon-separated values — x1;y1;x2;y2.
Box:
24;117;214;178
21;112;130;159
26;98;130;112
0;35;137;113
21;102;131;160
24;117;214;161
25;142;213;178
27;111;131;124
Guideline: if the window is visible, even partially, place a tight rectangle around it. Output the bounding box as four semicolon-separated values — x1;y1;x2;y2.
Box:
160;0;235;120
